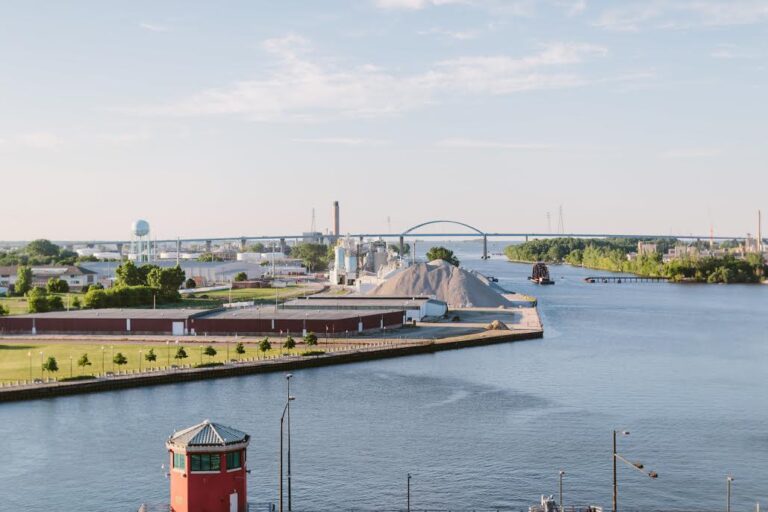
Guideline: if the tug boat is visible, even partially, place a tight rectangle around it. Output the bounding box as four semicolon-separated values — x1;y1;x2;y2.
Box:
529;262;555;285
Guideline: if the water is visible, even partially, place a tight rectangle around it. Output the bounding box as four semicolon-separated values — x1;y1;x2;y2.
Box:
2;245;767;511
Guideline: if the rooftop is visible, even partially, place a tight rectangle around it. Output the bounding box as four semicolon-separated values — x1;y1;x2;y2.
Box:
283;298;435;309
201;307;398;320
168;420;249;448
14;308;205;320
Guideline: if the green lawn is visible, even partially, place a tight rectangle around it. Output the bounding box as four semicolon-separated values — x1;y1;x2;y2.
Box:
0;292;83;316
179;286;313;308
0;340;302;382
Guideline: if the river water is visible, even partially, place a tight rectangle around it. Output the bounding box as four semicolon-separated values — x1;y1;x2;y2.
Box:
2;243;767;511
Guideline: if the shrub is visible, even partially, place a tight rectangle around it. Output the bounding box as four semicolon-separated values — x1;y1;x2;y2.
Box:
194;362;224;369
46;277;69;293
59;375;97;382
304;332;318;346
301;350;325;357
259;338;272;352
283;336;296;349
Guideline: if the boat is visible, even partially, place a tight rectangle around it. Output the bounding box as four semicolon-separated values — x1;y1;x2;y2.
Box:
529;262;555;285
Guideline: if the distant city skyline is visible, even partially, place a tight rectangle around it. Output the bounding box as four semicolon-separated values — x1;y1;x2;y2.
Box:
1;1;766;240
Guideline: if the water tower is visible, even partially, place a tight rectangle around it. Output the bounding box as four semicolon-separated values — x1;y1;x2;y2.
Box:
130;219;152;262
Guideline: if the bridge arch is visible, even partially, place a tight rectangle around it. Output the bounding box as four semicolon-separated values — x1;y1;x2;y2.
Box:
399;220;489;260
401;220;485;236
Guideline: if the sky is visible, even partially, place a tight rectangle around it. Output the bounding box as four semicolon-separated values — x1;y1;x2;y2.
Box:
1;0;766;241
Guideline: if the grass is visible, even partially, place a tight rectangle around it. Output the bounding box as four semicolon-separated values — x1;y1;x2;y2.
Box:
176;286;313;309
0;340;302;382
0;292;84;316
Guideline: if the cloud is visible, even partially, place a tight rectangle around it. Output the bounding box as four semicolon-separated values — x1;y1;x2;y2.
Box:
436;138;556;150
139;22;170;33
660;147;723;158
710;44;759;59
596;1;768;31
374;0;468;10
132;38;610;120
417;27;479;40
292;137;390;146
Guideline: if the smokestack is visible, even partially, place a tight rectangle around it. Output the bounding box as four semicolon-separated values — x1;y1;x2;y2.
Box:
333;201;340;238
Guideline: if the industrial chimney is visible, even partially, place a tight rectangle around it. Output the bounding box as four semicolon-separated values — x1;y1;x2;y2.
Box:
333;201;340;239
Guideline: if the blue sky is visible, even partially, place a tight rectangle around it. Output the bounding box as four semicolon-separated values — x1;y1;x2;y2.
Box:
1;0;766;240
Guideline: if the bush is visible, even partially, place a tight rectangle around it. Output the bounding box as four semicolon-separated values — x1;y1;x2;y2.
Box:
301;350;326;357
234;272;248;282
47;295;64;311
185;278;197;289
59;375;97;382
83;285;158;309
283;336;296;349
46;277;69;293
304;332;318;346
0;304;7;316
194;362;224;369
27;288;51;313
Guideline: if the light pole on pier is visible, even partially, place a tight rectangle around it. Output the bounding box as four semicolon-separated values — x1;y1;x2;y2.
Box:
559;470;565;512
286;373;293;512
613;430;658;512
407;473;412;512
279;393;296;512
727;475;734;512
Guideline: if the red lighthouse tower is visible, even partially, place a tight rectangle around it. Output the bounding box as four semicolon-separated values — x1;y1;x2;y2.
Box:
166;420;251;512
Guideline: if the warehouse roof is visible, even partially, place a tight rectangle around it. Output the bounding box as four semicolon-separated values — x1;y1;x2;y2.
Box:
14;308;205;320
200;307;399;320
0;265;96;277
283;298;426;309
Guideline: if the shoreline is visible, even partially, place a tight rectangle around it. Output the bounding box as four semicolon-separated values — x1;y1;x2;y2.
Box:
0;327;542;403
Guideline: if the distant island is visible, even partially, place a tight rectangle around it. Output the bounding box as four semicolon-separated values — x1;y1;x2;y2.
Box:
505;238;767;284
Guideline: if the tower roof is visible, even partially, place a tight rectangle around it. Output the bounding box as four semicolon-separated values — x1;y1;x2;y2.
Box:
167;420;249;449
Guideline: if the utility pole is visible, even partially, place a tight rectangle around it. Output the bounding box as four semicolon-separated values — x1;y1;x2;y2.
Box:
407;473;412;512
287;374;293;512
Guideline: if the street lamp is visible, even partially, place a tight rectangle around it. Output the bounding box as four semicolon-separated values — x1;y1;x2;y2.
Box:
166;340;170;367
39;351;43;380
613;430;658;512
279;394;296;512
110;345;114;373
27;351;32;381
69;355;73;378
139;350;143;372
101;346;105;375
286;374;293;512
727;475;735;512
559;470;565;512
407;473;412;512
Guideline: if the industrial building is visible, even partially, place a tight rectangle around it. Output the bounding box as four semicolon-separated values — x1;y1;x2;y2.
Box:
283;296;448;322
0;265;97;292
0;306;404;336
80;261;273;287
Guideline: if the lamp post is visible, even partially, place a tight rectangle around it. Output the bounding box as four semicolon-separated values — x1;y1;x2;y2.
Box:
407;473;412;512
279;394;296;512
139;350;143;372
612;430;658;512
101;346;105;375
286;373;294;512
727;475;734;512
69;355;73;378
27;351;32;381
166;340;170;367
111;345;114;373
39;351;43;380
559;470;565;512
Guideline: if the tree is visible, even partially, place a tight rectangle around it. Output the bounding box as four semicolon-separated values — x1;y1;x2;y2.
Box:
235;342;246;358
259;338;272;353
71;297;81;309
389;243;411;256
15;266;33;296
83;288;108;309
426;247;460;266
0;303;7;316
113;352;128;369
249;242;266;253
137;264;159;285
185;278;197;289
304;332;318;346
115;260;142;286
46;277;69;293
47;295;64;311
203;345;217;360
27;288;50;313
234;271;248;282
144;348;157;365
198;253;222;262
290;243;330;271
283;336;296;349
42;356;59;378
175;346;188;361
26;239;60;258
147;265;186;301
77;353;92;374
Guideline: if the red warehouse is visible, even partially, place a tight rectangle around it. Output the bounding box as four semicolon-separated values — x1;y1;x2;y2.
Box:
166;420;251;512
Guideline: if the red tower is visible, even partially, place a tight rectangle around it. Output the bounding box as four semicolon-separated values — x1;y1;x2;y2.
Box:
166;420;251;512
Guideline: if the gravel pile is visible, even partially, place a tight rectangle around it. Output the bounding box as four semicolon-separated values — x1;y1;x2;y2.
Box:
368;260;512;308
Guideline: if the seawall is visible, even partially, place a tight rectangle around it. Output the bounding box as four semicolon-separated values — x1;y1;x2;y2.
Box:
0;328;542;403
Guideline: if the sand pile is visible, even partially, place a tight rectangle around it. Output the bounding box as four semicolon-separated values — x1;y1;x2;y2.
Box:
368;260;512;308
486;319;510;331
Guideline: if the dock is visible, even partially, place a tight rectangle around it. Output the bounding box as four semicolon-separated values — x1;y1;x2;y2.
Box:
584;276;669;283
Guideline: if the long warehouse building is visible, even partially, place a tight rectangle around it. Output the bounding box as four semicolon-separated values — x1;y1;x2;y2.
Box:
0;307;404;336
